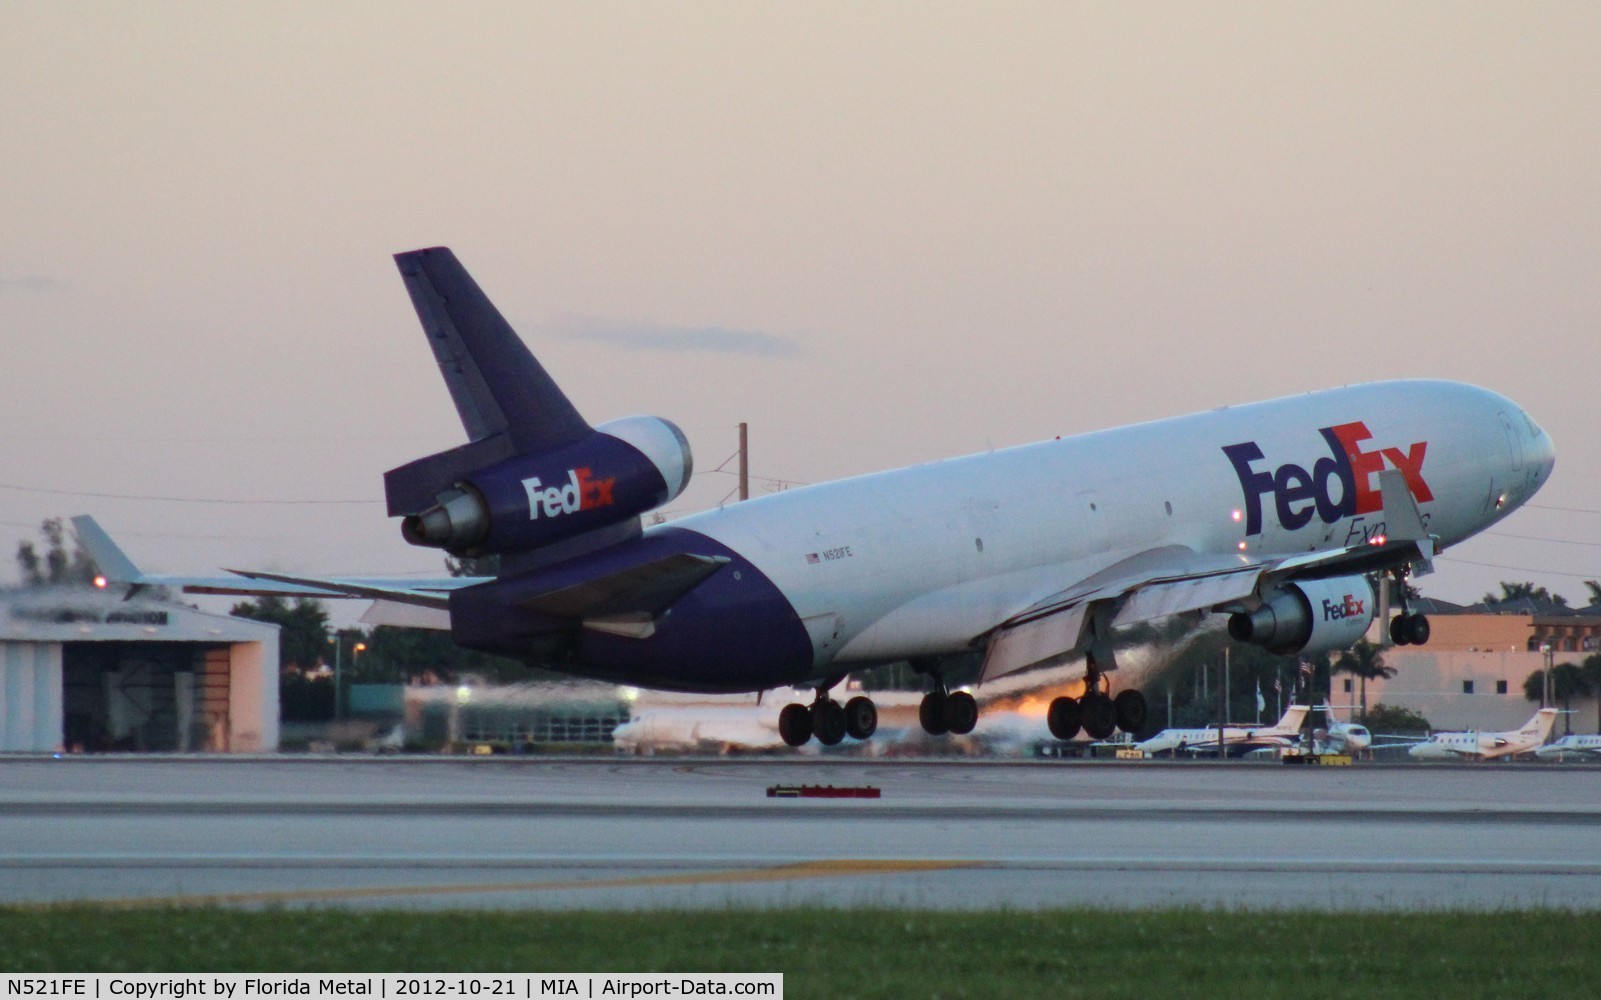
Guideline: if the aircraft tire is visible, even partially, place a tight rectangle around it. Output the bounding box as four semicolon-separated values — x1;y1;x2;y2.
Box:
946;691;978;735
919;691;950;736
778;703;813;747
1082;693;1117;740
813;699;847;746
844;696;878;740
1406;613;1430;645
1390;615;1414;646
1114;689;1148;733
1046;696;1081;741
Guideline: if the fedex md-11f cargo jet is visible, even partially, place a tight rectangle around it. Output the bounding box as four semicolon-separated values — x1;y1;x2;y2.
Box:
76;248;1556;749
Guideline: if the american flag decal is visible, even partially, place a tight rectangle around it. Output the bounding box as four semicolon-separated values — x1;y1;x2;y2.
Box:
806;553;820;565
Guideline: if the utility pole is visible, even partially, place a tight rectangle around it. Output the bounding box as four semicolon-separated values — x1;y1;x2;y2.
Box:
738;422;749;502
1217;649;1228;760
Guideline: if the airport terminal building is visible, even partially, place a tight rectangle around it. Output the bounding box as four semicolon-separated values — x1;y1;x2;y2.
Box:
0;588;279;753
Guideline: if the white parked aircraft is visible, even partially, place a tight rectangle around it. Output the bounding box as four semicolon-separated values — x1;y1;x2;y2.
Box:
1407;708;1560;760
1533;733;1601;761
74;248;1556;750
1312;703;1374;754
1133;705;1311;757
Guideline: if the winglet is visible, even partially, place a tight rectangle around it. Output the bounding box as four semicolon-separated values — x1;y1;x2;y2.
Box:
70;515;141;583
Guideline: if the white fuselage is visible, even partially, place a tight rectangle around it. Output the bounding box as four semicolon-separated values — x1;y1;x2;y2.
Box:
1408;709;1560;760
1535;734;1601;760
668;380;1553;673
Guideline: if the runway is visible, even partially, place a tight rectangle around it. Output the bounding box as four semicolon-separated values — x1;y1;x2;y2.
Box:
3;757;1599;911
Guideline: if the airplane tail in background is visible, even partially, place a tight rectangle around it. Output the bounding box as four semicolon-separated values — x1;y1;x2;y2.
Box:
1269;704;1310;734
1520;707;1560;742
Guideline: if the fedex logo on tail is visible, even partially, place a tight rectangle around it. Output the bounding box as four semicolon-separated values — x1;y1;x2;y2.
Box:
522;467;617;520
1222;421;1432;536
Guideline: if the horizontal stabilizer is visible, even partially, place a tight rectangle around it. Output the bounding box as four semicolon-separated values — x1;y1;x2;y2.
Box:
522;552;730;619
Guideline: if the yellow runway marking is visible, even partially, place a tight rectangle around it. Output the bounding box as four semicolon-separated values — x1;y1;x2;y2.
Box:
24;859;988;910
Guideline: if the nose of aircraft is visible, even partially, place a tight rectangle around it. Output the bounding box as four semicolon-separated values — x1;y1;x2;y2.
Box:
1526;412;1557;487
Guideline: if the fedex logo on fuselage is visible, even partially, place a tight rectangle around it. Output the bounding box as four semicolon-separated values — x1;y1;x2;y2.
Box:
1222;421;1432;536
521;467;616;520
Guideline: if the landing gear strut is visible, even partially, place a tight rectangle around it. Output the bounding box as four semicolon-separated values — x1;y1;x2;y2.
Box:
1046;607;1148;741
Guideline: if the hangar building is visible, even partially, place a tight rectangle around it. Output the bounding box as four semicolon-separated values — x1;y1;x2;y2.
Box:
0;588;279;753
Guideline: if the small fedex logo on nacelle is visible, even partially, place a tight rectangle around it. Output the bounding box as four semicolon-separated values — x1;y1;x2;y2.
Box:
522;467;616;520
1223;421;1432;536
1322;594;1365;621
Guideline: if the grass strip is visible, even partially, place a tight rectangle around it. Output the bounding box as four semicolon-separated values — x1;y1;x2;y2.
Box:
2;907;1596;999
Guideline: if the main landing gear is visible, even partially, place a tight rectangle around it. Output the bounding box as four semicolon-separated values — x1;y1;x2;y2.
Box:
1046;647;1148;741
918;682;978;737
778;686;878;748
1388;569;1431;646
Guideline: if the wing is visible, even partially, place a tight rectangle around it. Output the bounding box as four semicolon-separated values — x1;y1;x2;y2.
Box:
72;515;728;636
71;516;481;630
979;481;1436;684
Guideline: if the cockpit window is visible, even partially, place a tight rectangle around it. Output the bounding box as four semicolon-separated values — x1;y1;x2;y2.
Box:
1525;412;1541;437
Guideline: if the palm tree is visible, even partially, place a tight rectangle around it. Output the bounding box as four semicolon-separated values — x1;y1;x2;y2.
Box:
1522;661;1593;735
1333;640;1396;720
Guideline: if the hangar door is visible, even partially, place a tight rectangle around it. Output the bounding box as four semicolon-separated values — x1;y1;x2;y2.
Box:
62;642;231;752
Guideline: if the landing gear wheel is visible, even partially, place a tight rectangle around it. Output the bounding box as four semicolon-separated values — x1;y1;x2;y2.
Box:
945;691;978;735
1113;690;1148;733
812;699;847;746
1405;613;1430;645
919;691;949;736
1047;696;1081;741
778;703;813;747
1390;615;1413;646
844;696;878;740
1082;693;1117;740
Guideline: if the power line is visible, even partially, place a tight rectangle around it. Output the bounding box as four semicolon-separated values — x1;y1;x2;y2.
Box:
0;483;376;505
1439;555;1600;580
1485;530;1601;548
1527;502;1601;515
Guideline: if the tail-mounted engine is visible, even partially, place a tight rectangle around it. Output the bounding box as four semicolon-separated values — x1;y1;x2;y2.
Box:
398;415;692;557
383;247;697;561
1227;575;1375;655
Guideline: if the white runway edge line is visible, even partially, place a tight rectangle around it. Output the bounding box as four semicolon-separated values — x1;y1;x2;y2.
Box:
0;976;784;1000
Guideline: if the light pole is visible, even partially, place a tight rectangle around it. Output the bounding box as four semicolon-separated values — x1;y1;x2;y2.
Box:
328;632;342;720
1542;642;1554;709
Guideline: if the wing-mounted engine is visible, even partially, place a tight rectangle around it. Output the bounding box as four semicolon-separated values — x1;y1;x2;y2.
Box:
398;415;692;557
1227;575;1374;655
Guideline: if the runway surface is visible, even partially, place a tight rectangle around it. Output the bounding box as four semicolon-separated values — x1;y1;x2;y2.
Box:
2;756;1599;911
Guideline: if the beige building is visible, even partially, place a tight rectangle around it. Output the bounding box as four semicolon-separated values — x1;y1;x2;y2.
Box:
1348;600;1600;734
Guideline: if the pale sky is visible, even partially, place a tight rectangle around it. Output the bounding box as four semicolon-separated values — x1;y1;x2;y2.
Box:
3;2;1599;613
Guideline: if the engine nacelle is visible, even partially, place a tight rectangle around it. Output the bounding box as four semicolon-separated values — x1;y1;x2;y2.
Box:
1227;575;1375;656
401;415;693;555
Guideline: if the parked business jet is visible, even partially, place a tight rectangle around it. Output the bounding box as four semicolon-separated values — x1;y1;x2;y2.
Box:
1534;733;1601;761
1313;703;1374;755
1134;704;1311;757
74;247;1555;749
1407;708;1560;760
